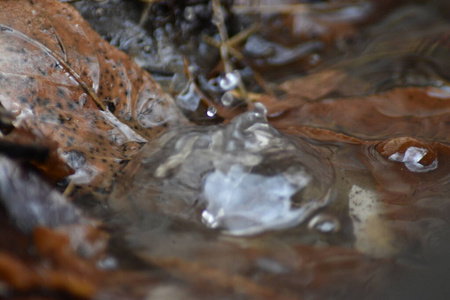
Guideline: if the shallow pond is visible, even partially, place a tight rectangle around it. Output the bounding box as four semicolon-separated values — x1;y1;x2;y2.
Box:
71;1;450;299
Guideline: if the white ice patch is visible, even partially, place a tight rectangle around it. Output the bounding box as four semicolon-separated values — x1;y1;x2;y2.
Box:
176;82;201;111
201;165;310;236
388;146;437;173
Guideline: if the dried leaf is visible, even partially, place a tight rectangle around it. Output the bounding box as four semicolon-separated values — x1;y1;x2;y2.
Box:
0;127;74;181
0;0;184;195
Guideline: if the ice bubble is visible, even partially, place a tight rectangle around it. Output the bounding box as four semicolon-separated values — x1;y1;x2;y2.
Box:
389;146;438;173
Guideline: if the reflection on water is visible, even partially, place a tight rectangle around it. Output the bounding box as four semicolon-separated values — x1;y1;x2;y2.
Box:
106;3;450;300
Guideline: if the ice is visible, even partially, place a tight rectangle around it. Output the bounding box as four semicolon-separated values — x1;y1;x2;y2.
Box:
389;146;438;173
144;103;333;235
61;150;99;185
202;165;311;235
183;6;195;21
0;156;81;233
176;82;201;111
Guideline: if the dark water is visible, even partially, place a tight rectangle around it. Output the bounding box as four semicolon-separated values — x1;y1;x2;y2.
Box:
72;1;450;299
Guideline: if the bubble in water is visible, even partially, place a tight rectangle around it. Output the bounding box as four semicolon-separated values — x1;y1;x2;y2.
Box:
219;72;239;91
206;106;217;117
221;92;234;106
308;214;340;233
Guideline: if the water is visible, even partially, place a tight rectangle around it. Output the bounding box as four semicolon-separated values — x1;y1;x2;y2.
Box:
206;105;217;117
307;214;340;234
103;2;450;299
114;103;334;236
220;91;234;106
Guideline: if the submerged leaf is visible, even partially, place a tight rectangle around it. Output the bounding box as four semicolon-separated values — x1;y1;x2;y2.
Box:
268;86;450;141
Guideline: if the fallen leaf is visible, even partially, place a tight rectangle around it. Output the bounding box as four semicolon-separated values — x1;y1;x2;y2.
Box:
0;0;185;196
266;87;450;142
0;126;74;182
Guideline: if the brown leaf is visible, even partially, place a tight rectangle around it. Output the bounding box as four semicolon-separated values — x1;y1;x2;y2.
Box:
266;87;450;142
0;229;98;299
0;127;74;182
0;0;184;195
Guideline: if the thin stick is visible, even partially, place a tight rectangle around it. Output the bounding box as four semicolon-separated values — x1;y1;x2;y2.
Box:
212;0;232;74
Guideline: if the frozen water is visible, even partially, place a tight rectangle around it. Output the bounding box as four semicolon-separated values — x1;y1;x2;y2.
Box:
143;103;333;235
389;146;438;173
349;185;397;257
176;82;201;111
61;150;99;185
202;165;312;235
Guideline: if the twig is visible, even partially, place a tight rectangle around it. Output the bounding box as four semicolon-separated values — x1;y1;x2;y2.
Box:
212;0;232;74
203;35;245;60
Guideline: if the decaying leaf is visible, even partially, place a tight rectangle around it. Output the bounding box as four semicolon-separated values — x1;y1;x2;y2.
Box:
0;126;74;182
0;0;185;195
266;86;450;142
